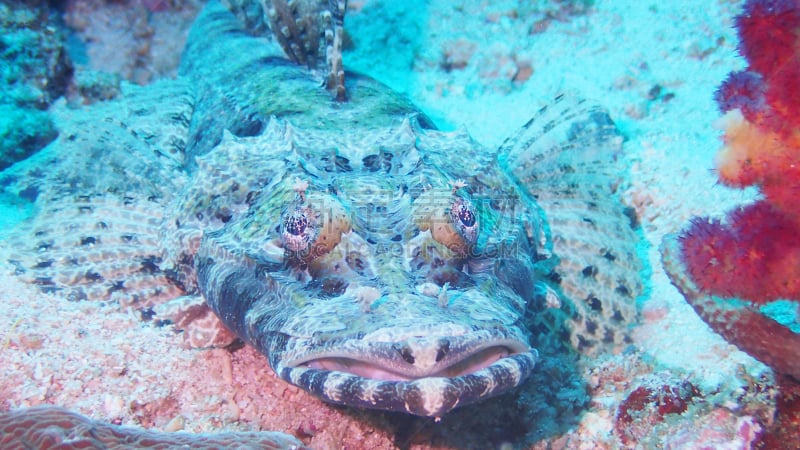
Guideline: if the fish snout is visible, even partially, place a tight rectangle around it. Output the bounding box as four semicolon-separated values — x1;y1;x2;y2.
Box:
391;337;451;370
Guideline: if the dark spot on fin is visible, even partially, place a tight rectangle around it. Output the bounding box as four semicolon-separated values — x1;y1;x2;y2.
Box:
84;271;103;282
19;186;39;202
623;206;639;229
34;260;54;269
141;307;156;321
585;319;598;335
34;276;55;287
587;295;602;312
108;280;125;294
603;328;616;344
577;334;594;352
139;255;162;274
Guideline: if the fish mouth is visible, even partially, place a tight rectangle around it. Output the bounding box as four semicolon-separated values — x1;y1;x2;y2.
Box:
301;344;518;381
279;332;536;416
280;340;537;417
286;336;532;381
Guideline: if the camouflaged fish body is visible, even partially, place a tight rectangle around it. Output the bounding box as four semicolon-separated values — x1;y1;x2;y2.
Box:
1;0;642;417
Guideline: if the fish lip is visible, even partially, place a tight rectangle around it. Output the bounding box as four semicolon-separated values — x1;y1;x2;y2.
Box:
298;344;518;381
279;350;539;417
284;335;532;381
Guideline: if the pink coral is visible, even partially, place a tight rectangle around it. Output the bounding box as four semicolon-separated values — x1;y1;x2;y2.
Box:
0;405;308;450
614;377;700;446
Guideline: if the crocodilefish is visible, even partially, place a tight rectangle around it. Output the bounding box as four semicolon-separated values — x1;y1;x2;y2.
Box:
0;0;642;417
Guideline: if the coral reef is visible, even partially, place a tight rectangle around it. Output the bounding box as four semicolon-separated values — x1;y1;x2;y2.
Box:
63;0;203;85
0;405;308;449
661;0;800;445
614;374;700;446
0;0;72;170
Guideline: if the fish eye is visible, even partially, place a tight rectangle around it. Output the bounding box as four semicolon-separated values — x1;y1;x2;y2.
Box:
281;208;316;252
280;193;351;260
413;187;479;256
450;196;478;246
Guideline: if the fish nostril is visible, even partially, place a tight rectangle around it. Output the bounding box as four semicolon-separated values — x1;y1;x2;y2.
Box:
435;338;450;362
393;343;415;364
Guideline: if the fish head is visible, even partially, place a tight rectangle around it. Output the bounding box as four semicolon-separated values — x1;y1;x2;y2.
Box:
196;120;543;417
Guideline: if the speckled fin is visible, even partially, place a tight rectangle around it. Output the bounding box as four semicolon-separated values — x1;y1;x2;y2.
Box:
5;195;182;309
3;193;237;349
1;80;194;310
224;0;347;99
498;94;643;355
0;79;192;205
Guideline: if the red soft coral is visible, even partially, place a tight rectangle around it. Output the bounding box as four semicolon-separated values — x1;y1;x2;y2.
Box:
763;56;800;133
678;201;800;303
714;70;765;121
664;0;800;366
715;0;800;210
714;1;800;218
662;0;800;444
735;0;800;81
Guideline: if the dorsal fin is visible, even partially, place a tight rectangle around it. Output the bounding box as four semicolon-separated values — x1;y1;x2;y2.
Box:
223;0;347;100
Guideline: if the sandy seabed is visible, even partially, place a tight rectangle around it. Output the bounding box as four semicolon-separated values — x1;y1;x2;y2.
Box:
0;0;775;448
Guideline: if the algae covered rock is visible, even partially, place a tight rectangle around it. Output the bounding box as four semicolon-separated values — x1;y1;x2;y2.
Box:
0;104;57;169
0;0;73;170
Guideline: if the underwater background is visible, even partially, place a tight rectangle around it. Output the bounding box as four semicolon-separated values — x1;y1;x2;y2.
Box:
1;0;797;448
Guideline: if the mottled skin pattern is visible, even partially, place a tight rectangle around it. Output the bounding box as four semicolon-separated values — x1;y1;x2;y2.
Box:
0;1;643;418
